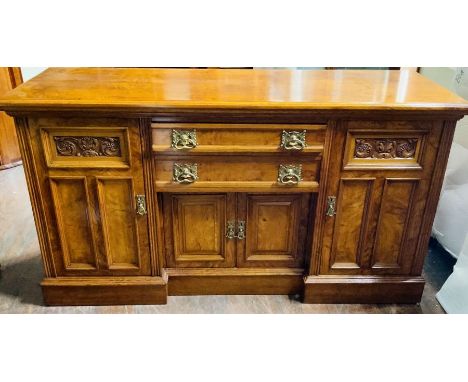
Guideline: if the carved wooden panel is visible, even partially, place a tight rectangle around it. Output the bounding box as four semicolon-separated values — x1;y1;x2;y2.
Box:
329;179;374;271
371;179;419;271
163;193;236;268
343;129;427;170
41;127;130;168
237;194;311;268
54;136;121;157
97;178;140;270
354;138;417;159
49;176;98;270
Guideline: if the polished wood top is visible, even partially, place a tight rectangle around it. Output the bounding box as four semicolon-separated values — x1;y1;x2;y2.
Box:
1;68;468;114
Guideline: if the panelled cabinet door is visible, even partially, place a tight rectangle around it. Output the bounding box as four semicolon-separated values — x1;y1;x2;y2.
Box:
162;193;236;268
319;120;443;276
237;193;311;268
35;118;152;276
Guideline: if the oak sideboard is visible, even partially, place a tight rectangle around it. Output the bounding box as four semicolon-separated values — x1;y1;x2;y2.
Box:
1;68;467;306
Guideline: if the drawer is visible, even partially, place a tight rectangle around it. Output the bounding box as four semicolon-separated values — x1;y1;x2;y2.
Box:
154;155;321;192
152;123;326;154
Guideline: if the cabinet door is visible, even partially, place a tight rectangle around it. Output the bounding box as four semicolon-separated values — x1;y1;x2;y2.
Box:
32;118;152;276
319;120;443;276
237;193;312;268
162;193;236;268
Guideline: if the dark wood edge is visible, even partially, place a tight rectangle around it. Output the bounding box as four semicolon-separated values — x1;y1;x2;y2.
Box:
303;275;425;304
3;109;466;122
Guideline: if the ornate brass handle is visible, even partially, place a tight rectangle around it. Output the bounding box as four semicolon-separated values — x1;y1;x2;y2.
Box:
226;221;236;239
326;196;337;217
236;221;246;240
278;164;302;185
135;195;147;216
280;130;306;151
172;129;197;150
173;163;198;184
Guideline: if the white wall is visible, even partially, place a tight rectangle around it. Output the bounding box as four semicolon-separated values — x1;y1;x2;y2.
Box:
20;67;47;82
420;67;468;148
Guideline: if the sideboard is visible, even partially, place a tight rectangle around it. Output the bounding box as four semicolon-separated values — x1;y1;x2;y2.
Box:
1;68;467;306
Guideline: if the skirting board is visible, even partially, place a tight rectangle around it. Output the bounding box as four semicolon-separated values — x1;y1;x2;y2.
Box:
164;268;304;296
303;275;425;304
41;276;167;306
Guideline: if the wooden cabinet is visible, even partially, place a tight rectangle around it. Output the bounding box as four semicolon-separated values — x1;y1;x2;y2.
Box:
318;120;442;276
1;68;467;305
27;117;153;277
163;193;313;269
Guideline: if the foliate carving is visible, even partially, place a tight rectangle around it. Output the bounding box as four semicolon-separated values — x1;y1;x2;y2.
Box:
54;136;121;157
354;138;417;159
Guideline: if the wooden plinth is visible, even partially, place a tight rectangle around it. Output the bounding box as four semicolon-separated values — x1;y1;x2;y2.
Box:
41;277;167;306
303;275;425;304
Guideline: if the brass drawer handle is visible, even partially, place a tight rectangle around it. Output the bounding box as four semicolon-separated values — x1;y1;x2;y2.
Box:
172;129;197;150
280;130;306;151
326;196;337;217
135;195;147;216
236;220;246;240
226;221;236;239
278;164;302;185
173;163;198;183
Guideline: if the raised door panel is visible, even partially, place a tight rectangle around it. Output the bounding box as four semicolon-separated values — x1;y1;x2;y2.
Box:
163;193;236;268
328;179;374;271
49;176;98;271
237;194;311;268
96;177;142;271
370;179;419;272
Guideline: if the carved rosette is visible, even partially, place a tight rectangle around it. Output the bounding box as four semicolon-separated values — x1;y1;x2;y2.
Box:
354;138;417;159
54;136;121;157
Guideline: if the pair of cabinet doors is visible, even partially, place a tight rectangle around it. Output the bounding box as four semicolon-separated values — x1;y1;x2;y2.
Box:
162;193;313;269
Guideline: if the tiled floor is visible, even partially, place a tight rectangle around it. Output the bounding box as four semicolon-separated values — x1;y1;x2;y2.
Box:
0;165;456;313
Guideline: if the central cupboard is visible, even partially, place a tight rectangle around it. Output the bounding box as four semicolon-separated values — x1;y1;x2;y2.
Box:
161;193;315;269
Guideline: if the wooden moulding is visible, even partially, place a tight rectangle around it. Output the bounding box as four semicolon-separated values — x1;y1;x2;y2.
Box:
41;277;167;306
164;268;304;296
303;275;425;304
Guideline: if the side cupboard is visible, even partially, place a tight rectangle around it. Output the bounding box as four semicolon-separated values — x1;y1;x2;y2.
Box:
1;68;467;306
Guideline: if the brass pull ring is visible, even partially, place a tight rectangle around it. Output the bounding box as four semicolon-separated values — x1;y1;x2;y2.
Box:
173;163;198;184
278;164;302;185
280;130;306;151
172;129;197;150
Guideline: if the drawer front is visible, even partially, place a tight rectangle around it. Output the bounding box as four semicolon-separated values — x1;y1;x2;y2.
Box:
152;123;326;154
154;155;321;192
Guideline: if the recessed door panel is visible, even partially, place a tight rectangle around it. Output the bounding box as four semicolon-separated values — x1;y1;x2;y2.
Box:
329;179;374;270
371;179;418;271
163;193;236;267
49;176;98;270
97;178;140;270
237;194;311;268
